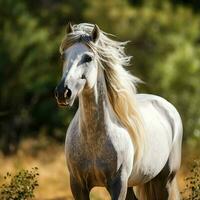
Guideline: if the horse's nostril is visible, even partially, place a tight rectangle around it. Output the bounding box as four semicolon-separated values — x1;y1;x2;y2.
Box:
66;89;72;98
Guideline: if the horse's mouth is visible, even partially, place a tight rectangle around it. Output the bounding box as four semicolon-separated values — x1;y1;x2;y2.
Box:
57;97;75;108
58;102;69;108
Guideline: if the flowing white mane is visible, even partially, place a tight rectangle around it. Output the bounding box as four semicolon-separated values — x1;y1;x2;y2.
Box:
60;23;145;165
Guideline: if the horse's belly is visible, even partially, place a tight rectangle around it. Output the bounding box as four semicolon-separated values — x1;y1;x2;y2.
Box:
128;140;171;186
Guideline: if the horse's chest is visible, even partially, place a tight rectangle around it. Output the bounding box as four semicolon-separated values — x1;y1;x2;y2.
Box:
66;136;118;186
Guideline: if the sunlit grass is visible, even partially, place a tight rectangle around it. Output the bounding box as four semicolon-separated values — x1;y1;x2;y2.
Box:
0;138;198;200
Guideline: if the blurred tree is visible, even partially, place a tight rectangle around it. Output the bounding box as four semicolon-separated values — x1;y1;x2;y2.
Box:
84;0;200;143
0;0;200;153
0;0;78;154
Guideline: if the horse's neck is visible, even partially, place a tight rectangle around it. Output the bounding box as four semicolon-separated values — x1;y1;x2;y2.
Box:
79;69;111;141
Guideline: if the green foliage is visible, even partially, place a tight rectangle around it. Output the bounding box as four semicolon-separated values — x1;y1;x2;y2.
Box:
0;167;39;200
0;0;76;154
0;0;200;153
128;4;200;142
84;1;200;143
182;160;200;200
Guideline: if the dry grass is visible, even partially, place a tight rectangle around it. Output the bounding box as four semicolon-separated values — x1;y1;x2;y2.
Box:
0;138;198;200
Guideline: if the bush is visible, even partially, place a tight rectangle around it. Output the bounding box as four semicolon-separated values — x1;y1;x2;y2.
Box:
182;160;200;200
0;167;39;200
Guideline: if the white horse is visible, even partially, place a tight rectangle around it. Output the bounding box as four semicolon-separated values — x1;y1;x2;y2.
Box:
55;23;183;200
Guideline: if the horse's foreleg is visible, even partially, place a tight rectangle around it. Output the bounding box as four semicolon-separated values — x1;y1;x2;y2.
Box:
70;176;90;200
107;169;129;200
125;187;138;200
107;178;127;200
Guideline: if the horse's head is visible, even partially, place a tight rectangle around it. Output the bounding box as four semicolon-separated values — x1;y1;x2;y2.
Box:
55;23;100;107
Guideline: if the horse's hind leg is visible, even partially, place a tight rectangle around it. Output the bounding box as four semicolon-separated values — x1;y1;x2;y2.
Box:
135;161;180;200
135;177;169;200
125;187;138;200
167;176;180;200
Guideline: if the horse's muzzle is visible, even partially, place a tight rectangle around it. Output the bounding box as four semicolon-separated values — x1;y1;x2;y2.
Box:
54;79;72;106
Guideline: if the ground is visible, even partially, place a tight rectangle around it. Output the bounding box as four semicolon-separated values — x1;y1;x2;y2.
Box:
0;137;198;200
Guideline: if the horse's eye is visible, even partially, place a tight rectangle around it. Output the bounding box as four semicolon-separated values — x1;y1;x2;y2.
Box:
83;54;92;63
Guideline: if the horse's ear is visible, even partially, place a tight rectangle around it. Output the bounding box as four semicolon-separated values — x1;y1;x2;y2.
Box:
91;24;100;43
66;22;73;34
